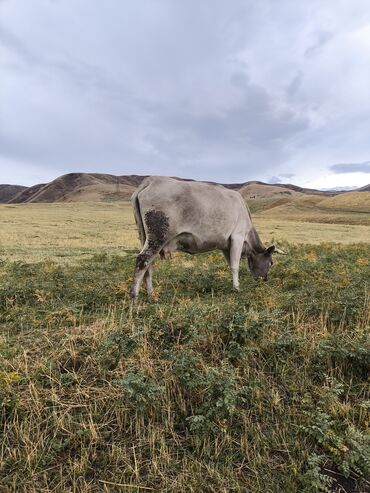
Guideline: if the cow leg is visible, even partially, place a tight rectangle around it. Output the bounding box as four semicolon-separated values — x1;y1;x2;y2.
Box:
229;236;243;291
144;263;154;295
223;249;231;268
129;244;161;298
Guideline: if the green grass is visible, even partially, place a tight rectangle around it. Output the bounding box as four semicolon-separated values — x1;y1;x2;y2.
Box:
1;244;369;492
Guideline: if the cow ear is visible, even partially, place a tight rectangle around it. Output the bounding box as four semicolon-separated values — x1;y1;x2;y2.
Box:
264;245;275;256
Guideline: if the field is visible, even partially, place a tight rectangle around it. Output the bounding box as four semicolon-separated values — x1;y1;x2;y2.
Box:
0;202;369;492
1;201;369;263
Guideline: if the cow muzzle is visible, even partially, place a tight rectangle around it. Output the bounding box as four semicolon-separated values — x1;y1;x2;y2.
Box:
253;274;268;282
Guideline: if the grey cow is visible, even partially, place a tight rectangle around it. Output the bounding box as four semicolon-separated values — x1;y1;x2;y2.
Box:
129;176;285;298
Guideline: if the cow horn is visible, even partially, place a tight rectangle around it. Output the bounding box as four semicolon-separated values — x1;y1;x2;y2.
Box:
274;247;287;255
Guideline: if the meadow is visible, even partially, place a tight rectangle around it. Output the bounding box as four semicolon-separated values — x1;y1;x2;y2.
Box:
1;202;369;263
0;202;369;492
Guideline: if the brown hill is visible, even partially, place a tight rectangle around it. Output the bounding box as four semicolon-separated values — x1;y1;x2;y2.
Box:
4;172;369;204
8;173;147;203
238;181;303;199
238;180;338;197
0;185;27;203
254;191;370;225
316;191;370;212
9;183;47;203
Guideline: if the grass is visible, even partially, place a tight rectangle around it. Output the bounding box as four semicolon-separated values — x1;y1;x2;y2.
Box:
255;193;370;227
0;202;139;263
0;202;369;492
317;192;370;213
0;202;369;264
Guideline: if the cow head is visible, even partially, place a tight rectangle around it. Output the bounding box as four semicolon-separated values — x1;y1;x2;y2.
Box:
246;245;286;281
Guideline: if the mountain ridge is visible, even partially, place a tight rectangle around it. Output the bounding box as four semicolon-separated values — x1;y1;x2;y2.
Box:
1;172;369;204
0;184;28;204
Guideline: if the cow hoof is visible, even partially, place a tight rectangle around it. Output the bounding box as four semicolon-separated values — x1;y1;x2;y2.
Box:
232;286;240;292
129;287;138;299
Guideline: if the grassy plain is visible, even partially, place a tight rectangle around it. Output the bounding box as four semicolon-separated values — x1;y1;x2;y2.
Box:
250;192;370;227
0;201;369;492
0;203;138;263
0;201;369;263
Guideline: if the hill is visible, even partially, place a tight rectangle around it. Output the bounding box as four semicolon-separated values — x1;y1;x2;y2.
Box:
0;184;27;203
4;173;340;204
238;181;303;199
8;173;146;204
317;191;370;212
255;190;370;225
7;183;47;203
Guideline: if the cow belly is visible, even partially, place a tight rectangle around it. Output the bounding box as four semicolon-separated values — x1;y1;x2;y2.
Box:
162;232;228;256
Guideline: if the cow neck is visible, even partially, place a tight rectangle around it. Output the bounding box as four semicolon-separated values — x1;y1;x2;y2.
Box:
247;226;266;254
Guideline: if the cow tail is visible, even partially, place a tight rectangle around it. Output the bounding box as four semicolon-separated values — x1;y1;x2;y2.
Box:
131;187;147;247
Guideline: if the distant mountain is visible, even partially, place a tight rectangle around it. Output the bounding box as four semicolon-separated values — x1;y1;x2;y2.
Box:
7;183;47;203
0;184;28;203
238;180;337;197
7;173;147;204
1;172;369;204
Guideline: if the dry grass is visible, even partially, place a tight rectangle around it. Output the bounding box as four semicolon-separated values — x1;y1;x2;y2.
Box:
0;199;369;492
254;218;370;245
1;201;369;265
0;202;139;263
317;192;370;212
254;192;370;227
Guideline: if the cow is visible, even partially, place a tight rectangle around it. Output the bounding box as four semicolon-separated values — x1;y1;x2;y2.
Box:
129;176;285;298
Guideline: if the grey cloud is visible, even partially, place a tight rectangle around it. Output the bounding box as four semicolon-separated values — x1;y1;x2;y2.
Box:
268;176;282;184
267;173;294;184
330;162;370;174
0;22;107;93
0;23;36;64
142;72;310;177
285;71;303;97
304;30;333;58
1;0;370;187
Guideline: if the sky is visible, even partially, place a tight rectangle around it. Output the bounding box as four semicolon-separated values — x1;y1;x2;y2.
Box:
1;0;370;189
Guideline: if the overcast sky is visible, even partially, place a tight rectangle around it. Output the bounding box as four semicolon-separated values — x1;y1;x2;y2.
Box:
1;0;370;188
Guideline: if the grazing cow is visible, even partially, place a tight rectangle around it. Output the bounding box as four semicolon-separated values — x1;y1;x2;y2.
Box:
129;176;285;298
